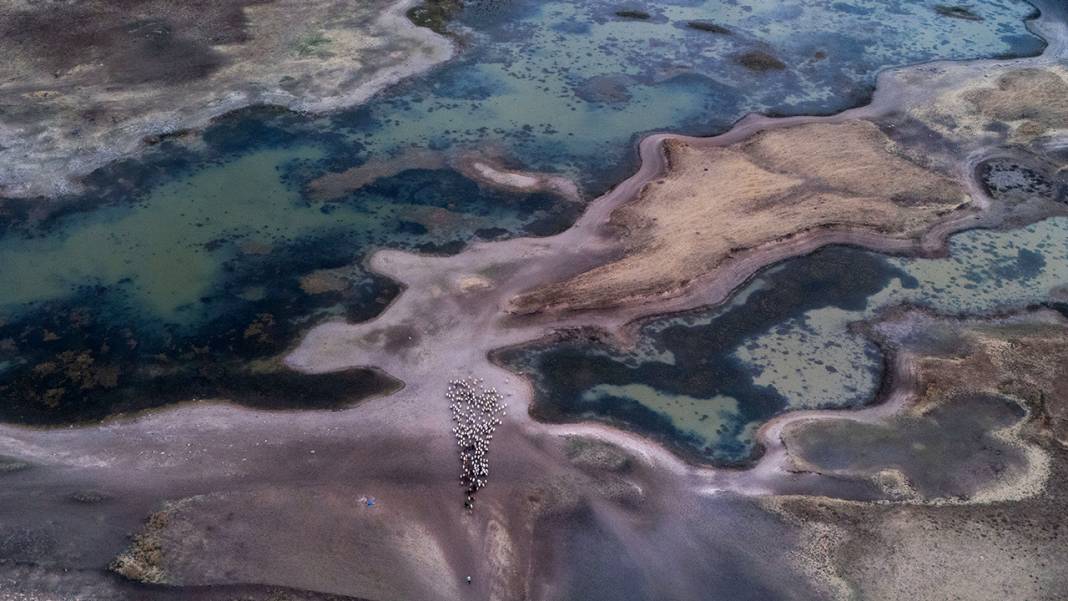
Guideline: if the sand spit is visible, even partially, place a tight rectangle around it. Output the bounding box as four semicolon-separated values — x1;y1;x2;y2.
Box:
0;0;453;199
458;156;583;203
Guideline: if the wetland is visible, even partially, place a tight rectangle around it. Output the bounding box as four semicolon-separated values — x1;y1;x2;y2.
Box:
1;0;1067;599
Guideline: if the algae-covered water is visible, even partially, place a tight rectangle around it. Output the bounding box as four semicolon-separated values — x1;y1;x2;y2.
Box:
0;0;1046;421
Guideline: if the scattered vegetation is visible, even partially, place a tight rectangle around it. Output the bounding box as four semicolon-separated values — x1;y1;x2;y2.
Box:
735;50;786;72
686;20;730;34
294;32;333;58
110;505;176;584
935;5;983;21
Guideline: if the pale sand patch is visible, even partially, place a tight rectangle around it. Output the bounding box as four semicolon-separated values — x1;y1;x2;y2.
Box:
307;148;583;202
454;156;583;202
916;65;1068;142
471;162;541;189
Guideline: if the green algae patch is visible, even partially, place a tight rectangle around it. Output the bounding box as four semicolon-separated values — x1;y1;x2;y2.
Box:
407;0;464;34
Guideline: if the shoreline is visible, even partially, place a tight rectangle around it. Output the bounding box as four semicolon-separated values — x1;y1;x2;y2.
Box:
0;0;456;199
0;4;1066;598
0;2;1061;470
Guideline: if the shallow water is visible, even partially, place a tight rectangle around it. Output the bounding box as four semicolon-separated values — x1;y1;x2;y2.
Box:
0;0;1044;421
0;142;568;422
379;0;1043;182
502;217;1068;465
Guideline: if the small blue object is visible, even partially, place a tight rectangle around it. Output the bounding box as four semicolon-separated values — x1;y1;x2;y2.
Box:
366;498;376;507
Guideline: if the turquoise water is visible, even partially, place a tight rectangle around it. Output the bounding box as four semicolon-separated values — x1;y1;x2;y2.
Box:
0;0;1046;422
500;217;1068;465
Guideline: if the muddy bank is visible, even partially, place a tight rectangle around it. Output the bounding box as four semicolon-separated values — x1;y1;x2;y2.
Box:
3;305;1066;600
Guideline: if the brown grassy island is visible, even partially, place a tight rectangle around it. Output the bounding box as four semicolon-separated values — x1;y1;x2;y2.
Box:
510;65;1068;315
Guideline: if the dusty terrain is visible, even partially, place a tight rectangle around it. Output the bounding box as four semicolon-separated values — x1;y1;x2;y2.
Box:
0;0;452;198
510;65;1068;315
914;64;1068;143
767;308;1068;601
5;298;1066;600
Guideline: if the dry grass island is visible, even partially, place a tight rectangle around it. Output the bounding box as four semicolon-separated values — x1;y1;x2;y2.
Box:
510;66;1068;315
